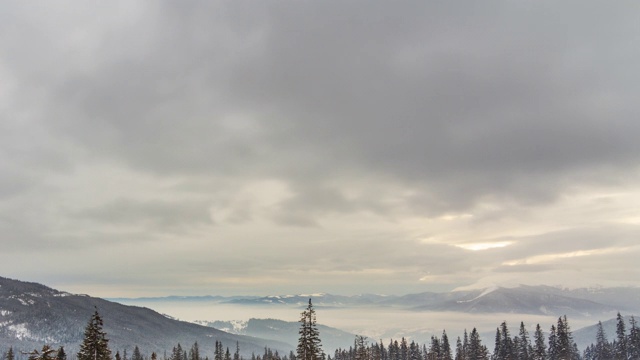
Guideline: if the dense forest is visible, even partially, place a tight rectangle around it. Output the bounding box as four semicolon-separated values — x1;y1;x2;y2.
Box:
3;302;640;360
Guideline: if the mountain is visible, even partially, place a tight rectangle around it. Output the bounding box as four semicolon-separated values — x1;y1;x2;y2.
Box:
224;293;397;307
199;286;625;317
0;277;291;358
412;286;620;316
196;318;356;354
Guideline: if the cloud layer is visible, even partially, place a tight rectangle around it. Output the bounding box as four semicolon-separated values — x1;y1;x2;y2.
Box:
1;1;639;296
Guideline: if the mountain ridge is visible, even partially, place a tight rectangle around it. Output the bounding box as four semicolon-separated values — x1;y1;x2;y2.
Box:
0;276;292;358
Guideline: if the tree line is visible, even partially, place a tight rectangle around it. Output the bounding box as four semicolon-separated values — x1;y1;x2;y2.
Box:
3;301;640;360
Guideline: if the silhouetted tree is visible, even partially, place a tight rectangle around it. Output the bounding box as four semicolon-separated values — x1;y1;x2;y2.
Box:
297;299;323;360
77;310;112;360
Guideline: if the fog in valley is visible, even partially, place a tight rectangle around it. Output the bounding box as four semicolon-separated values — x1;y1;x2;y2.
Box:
116;300;600;346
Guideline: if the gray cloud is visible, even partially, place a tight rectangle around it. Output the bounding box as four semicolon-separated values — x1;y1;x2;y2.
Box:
1;1;639;295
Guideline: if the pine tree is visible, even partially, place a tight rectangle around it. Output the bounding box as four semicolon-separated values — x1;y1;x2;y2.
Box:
190;343;201;360
555;316;578;360
132;347;143;360
215;342;223;360
468;328;489;360
77;310;112;360
441;331;453;360
28;346;57;360
548;325;558;360
517;322;530;360
57;347;67;360
297;299;323;360
455;337;464;360
614;313;627;360
629;316;640;360
594;321;611;360
532;324;546;360
6;347;15;360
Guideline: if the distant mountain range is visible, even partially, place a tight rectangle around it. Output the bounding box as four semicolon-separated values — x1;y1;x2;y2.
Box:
0;277;291;358
114;285;640;317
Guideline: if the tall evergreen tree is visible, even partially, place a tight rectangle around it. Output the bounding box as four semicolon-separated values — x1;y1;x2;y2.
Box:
77;310;112;360
517;322;530;360
614;313;627;360
594;321;611;360
57;347;67;360
297;299;323;360
234;342;240;360
629;316;640;360
190;342;201;360
532;324;546;360
5;347;15;360
555;316;578;360
548;325;558;360
215;342;223;360
441;331;453;360
468;328;489;360
132;347;143;360
28;346;57;360
455;337;465;360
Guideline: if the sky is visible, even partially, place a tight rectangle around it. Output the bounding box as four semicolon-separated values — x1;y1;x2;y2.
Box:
1;1;640;298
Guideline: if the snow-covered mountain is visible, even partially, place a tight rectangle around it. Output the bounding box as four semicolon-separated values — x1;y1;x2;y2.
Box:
0;277;291;358
163;285;636;317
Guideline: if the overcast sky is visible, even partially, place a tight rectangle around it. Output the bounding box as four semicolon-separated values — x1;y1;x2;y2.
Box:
1;1;639;297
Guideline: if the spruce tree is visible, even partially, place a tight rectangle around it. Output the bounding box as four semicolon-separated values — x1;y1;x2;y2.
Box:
132;347;143;360
468;328;489;360
77;310;112;360
532;324;546;360
57;347;67;360
297;299;323;360
517;322;530;360
614;313;627;360
441;331;452;360
28;346;57;360
629;316;640;359
548;325;558;360
595;321;611;360
6;347;14;360
454;337;464;360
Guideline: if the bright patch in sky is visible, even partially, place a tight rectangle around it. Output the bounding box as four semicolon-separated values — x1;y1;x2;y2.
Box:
455;242;513;251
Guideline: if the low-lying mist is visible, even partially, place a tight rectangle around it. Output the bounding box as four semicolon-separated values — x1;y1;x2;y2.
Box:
116;300;602;347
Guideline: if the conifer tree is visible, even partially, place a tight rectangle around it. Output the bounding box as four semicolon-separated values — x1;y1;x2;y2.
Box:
454;337;465;360
555;316;578;360
28;346;57;360
190;343;200;360
532;324;546;360
614;313;627;360
132;347;143;360
215;342;223;360
234;343;240;360
517;322;530;360
468;328;489;360
594;321;611;360
6;347;15;360
297;299;323;360
77;310;112;360
56;347;67;360
629;316;640;360
548;325;558;360
441;331;453;360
